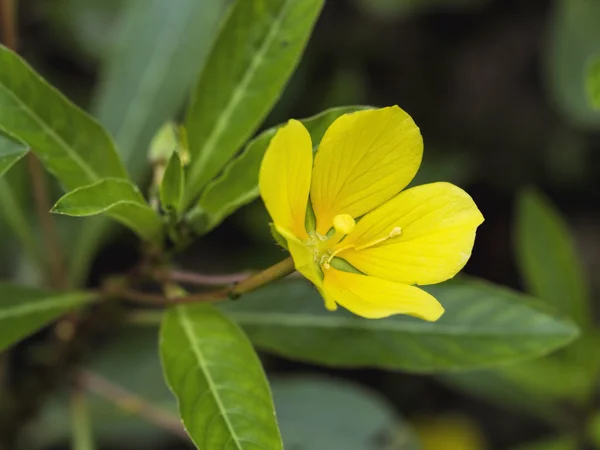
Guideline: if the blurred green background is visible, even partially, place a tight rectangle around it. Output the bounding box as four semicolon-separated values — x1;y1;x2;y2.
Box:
2;0;600;449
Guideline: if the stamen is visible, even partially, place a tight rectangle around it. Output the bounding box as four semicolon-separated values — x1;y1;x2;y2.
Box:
355;226;402;251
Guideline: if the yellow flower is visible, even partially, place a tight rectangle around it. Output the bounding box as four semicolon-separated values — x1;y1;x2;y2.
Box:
259;106;484;320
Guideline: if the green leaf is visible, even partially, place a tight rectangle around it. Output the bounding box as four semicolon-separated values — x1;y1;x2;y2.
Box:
513;436;577;450
184;0;324;208
160;304;283;449
0;283;94;351
92;0;228;183
0;131;28;178
159;151;184;215
272;376;418;450
189;106;370;234
52;178;163;242
546;0;600;128
586;54;600;110
0;45;126;190
220;277;579;372
515;188;589;327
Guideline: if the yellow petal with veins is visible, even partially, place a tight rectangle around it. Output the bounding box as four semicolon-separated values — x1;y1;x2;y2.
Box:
310;106;423;235
341;182;484;285
259;120;313;240
323;269;444;320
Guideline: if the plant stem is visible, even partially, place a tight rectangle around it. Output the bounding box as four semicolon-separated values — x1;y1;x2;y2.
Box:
0;0;16;50
70;388;95;450
106;257;296;306
157;268;251;286
78;369;187;440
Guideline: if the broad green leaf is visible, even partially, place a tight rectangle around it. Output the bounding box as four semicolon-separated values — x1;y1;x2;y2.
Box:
52;178;163;242
515;188;589;327
189;106;370;234
0;283;94;351
272;376;418;450
220;278;578;372
0;131;28;178
184;0;324;208
160;304;283;449
159;152;184;214
586;54;600;110
546;0;600;128
0;45;126;190
93;0;228;182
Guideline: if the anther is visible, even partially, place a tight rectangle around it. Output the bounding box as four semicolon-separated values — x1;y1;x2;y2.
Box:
333;214;355;235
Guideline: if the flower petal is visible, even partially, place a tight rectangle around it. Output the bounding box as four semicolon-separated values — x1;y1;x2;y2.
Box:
310;106;423;235
259;120;313;240
323;268;444;320
340;182;484;285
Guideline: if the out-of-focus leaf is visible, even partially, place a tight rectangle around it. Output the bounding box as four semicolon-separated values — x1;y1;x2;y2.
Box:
52;178;163;242
93;0;228;182
184;0;324;208
546;0;600;128
587;411;600;448
272;376;418;450
0;131;27;178
0;283;94;351
220;278;578;372
159;152;184;215
413;415;486;450
515;188;589;327
586;54;600;110
189;106;370;234
0;45;126;190
354;0;488;20
512;436;577;450
160;304;283;449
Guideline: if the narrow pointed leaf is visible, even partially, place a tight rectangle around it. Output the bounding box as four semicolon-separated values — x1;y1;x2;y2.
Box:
0;283;95;351
52;178;163;242
515;188;589;327
159;152;184;214
160;304;283;449
220;278;579;372
189;106;370;234
93;0;228;182
0;131;28;178
0;45;126;190
184;0;324;208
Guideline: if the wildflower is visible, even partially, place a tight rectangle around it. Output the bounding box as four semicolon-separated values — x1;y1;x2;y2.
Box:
259;106;484;320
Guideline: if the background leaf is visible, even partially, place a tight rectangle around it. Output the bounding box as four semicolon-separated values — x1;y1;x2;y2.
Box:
0;131;28;179
0;45;126;190
184;0;324;208
92;0;229;183
160;304;283;449
189;105;370;234
52;178;163;242
586;54;600;110
0;283;94;351
272;376;419;450
515;188;589;327
220;278;578;372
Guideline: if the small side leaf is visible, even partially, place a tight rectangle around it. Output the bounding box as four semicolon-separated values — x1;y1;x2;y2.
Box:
184;0;325;208
0;45;127;190
0;131;28;178
189;105;371;234
160;304;283;449
52;178;163;242
0;283;94;351
220;277;579;372
515;188;589;327
159;152;184;215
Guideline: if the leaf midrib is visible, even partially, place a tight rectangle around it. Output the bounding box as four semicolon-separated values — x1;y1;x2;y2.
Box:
0;76;98;184
0;294;91;320
177;306;243;449
227;311;573;338
187;0;292;198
